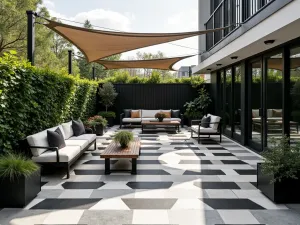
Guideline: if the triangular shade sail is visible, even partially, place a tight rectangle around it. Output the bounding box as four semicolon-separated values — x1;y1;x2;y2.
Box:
96;55;194;71
45;20;228;62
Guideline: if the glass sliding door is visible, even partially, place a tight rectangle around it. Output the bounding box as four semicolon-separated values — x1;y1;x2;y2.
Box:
290;47;300;145
248;60;263;150
224;68;233;136
265;53;283;147
233;66;242;136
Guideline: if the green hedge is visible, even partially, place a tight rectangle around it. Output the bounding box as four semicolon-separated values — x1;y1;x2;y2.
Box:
0;52;98;151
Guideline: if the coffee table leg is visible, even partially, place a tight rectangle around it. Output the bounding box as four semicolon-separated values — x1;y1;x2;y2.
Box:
142;124;144;134
132;158;137;175
105;158;110;174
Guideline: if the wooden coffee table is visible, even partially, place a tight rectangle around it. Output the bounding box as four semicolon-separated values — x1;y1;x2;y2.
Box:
141;120;180;133
100;138;140;174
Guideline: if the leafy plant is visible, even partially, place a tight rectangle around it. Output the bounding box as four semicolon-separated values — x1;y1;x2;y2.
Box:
197;87;212;115
98;82;118;112
99;111;116;119
86;115;107;127
155;112;167;119
0;153;39;181
113;131;134;148
262;136;300;183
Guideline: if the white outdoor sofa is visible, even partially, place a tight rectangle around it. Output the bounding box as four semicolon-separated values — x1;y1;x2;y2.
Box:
191;114;222;143
26;121;96;179
120;109;184;128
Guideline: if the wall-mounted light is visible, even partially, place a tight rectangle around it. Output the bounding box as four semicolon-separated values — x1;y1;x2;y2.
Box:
216;64;222;66
231;56;238;60
264;40;275;45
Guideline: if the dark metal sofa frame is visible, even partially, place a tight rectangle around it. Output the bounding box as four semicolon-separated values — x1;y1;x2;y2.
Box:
120;113;184;128
28;128;96;179
190;120;222;143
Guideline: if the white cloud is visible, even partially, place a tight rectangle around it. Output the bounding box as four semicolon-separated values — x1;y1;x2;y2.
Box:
43;0;55;9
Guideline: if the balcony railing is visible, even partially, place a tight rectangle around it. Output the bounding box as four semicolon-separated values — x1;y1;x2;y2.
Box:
205;0;275;51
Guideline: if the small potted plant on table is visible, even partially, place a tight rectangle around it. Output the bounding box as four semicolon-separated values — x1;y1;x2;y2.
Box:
113;131;134;148
155;112;166;122
257;136;300;203
0;153;41;208
86;115;107;136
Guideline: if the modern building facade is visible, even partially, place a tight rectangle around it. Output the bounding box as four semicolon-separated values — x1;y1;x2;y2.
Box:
177;66;190;78
193;0;300;152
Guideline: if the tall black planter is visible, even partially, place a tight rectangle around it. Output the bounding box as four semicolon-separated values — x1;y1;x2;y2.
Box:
106;117;114;127
0;169;41;208
257;163;300;203
94;124;104;136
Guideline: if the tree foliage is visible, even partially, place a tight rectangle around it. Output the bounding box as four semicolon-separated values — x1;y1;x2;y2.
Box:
98;82;118;112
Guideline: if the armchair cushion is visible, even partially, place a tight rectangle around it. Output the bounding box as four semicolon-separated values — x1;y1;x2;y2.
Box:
207;114;221;130
171;110;180;118
191;126;218;134
201;116;211;128
32;146;80;163
47;127;66;150
72;119;86;136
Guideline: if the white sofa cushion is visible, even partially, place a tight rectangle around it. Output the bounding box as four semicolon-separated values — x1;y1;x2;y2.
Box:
142;117;158;121
68;134;96;144
191;126;218;134
123;118;142;123
65;139;89;151
207;114;221;130
32;146;80;163
142;110;161;118
62;121;74;139
163;118;181;122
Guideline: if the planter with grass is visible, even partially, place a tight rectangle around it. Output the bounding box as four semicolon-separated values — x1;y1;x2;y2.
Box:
86;115;107;136
99;111;116;127
257;136;300;203
113;131;134;148
0;154;41;208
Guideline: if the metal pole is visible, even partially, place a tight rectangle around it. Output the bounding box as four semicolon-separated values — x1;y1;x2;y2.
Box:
92;66;95;80
26;10;35;65
68;50;72;75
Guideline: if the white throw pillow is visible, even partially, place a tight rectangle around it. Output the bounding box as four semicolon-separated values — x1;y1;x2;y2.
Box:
62;121;74;139
142;110;161;118
207;114;221;130
27;130;49;156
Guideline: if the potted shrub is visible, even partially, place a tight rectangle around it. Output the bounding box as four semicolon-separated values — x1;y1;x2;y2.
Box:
86;115;107;136
257;136;300;203
113;131;134;148
0;153;41;208
155;112;166;122
98;82;118;127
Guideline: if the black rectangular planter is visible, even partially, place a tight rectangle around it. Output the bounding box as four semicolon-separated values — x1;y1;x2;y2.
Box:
257;163;300;203
0;169;41;208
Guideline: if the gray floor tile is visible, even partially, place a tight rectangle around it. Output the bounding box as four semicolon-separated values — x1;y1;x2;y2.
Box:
78;210;133;225
251;209;300;225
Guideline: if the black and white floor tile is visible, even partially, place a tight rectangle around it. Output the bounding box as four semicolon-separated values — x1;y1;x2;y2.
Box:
1;126;300;225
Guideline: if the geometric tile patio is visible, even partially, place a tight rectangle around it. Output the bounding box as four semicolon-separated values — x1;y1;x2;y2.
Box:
0;126;300;225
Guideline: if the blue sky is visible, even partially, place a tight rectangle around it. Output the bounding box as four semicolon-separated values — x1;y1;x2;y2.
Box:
43;0;199;69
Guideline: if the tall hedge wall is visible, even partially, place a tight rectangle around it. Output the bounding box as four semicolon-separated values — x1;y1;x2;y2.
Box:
0;52;98;151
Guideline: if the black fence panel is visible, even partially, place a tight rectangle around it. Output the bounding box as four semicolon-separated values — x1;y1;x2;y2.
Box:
96;84;214;125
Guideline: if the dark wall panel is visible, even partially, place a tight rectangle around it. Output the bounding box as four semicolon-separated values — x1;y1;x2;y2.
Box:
97;84;214;124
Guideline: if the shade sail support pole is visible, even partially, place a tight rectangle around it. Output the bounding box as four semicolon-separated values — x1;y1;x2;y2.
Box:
92;66;96;80
68;50;73;75
26;10;35;65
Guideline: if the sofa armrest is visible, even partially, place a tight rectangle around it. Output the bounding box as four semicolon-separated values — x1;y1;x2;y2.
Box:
29;146;60;162
85;128;93;134
120;113;125;119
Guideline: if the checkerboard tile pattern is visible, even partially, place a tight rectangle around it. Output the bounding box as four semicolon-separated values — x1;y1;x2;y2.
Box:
1;126;300;225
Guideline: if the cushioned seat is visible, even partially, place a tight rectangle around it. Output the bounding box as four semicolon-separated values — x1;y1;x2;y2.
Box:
191;126;218;133
68;134;96;144
65;139;89;150
163;118;181;122
141;118;157;121
122;118;142;123
32;146;81;163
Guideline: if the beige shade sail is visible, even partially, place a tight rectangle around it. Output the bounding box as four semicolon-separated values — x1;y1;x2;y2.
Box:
96;55;194;71
45;20;229;62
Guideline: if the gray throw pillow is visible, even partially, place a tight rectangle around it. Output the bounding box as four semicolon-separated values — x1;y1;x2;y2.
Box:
201;116;211;128
47;127;66;149
171;110;180;118
72;119;86;136
124;109;131;118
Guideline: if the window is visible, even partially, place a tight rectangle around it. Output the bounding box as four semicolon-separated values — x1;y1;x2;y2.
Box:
225;69;232;132
234;66;242;135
